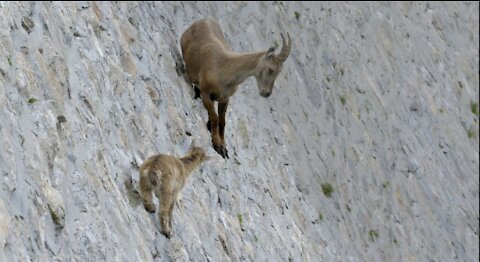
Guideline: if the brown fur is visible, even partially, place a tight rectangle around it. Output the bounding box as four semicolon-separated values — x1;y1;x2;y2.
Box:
180;19;291;158
138;146;208;238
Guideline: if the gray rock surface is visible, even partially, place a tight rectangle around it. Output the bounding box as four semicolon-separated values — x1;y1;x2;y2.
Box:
0;1;478;261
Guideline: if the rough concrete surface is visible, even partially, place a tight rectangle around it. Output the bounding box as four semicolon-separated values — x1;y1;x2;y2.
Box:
0;1;478;261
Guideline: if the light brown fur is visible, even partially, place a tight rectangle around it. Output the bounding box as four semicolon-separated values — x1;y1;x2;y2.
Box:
180;19;291;158
138;146;209;238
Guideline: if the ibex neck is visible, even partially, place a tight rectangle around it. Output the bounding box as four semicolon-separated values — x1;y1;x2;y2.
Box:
180;156;201;175
222;51;265;87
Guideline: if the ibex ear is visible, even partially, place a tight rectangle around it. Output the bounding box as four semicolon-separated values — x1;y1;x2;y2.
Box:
202;155;215;161
266;46;276;58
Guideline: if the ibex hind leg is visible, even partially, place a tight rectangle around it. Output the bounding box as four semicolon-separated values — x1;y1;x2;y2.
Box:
142;196;156;213
139;173;156;213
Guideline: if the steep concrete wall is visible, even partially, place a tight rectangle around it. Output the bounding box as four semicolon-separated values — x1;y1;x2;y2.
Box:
0;2;478;261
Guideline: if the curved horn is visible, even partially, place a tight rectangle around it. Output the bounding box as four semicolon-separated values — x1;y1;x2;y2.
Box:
276;32;291;63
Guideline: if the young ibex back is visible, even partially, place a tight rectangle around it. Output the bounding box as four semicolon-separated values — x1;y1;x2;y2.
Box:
139;145;209;238
180;19;291;158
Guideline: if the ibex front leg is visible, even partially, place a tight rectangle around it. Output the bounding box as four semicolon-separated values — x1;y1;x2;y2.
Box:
202;93;227;158
218;99;229;158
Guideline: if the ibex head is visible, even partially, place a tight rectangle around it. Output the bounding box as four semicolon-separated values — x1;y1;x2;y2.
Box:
255;33;292;98
187;140;211;162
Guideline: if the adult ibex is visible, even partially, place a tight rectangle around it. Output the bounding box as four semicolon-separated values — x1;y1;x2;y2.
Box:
180;19;291;158
138;144;210;238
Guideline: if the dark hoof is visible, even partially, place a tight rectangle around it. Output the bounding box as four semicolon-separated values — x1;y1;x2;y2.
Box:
207;120;211;133
144;203;156;213
194;86;201;99
161;231;172;239
214;144;229;159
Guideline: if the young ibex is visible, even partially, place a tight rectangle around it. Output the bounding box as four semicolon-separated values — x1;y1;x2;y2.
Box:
180;19;291;158
138;144;209;238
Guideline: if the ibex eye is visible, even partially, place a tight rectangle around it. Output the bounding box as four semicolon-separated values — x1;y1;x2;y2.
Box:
268;68;274;75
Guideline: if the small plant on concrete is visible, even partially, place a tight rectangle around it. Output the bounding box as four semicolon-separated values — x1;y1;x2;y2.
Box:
365;104;371;113
382;181;389;189
319;212;324;221
321;183;334;198
369;229;379;242
470;101;479;116
339;95;347;106
467;128;476;139
238;214;243;226
294;11;300;20
28;98;38;104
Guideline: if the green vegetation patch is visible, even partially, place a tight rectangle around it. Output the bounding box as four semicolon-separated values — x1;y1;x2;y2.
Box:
382;181;389;189
339;95;347;106
467;128;476;139
321;183;334;198
470;101;479;116
294;11;300;20
369;229;379;242
28;98;38;104
237;214;243;226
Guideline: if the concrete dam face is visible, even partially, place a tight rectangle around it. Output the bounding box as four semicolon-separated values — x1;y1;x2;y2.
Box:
0;2;478;261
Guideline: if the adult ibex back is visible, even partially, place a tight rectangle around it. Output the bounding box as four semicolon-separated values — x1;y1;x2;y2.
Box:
180;19;291;158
